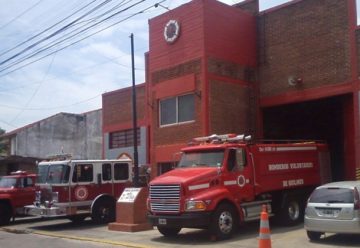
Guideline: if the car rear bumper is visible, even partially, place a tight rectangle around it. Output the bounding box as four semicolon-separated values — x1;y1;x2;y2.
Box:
304;216;360;234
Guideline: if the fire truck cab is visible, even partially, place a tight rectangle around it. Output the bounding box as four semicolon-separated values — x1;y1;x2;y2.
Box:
0;171;36;225
25;158;132;223
148;134;331;240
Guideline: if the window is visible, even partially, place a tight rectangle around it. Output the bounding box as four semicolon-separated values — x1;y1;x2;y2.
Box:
102;163;112;181
114;163;129;180
109;128;140;149
160;94;195;126
73;164;93;182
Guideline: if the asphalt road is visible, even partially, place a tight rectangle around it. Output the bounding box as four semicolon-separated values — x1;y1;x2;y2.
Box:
1;216;360;248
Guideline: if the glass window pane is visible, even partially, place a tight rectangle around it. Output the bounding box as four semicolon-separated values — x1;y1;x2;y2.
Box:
102;163;112;181
114;163;129;180
160;97;176;125
178;94;194;122
73;164;93;182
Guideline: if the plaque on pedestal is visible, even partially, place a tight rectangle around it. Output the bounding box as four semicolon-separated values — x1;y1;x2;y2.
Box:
108;187;152;232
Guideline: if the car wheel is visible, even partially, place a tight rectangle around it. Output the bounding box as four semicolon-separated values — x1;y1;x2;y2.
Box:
157;226;181;237
91;198;115;224
210;203;238;240
307;230;322;241
0;203;11;226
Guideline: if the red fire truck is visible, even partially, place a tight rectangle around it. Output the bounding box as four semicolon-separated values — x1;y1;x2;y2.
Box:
147;134;331;240
0;171;36;225
25;158;132;223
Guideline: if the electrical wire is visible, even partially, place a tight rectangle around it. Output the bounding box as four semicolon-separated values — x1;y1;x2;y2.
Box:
0;0;99;58
0;0;44;31
0;0;113;66
0;0;142;72
0;0;165;77
10;52;57;124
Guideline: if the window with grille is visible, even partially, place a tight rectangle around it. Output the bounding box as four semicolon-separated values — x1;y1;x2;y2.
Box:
109;128;140;149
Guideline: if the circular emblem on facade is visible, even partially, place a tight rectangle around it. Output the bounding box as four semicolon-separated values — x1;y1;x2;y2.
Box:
237;175;246;187
164;20;180;44
74;186;88;201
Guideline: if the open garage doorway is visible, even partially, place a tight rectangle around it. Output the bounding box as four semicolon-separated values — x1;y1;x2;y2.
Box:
262;94;354;181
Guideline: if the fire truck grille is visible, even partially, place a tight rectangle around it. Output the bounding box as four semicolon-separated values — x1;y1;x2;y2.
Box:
149;184;180;213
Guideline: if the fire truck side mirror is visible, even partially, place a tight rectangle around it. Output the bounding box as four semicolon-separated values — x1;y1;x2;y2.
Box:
97;173;102;185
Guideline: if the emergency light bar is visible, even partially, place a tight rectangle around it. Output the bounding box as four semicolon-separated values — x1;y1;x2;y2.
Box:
193;134;251;143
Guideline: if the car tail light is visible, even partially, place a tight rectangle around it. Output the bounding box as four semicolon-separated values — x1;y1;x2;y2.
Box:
354;188;360;210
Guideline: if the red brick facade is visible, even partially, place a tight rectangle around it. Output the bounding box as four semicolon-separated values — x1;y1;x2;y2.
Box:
258;0;352;97
102;84;146;133
102;0;360;180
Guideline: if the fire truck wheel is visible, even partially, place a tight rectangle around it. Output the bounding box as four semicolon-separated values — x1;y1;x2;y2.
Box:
210;203;237;240
91;198;115;224
280;198;303;225
0;203;11;226
68;214;87;223
157;226;181;237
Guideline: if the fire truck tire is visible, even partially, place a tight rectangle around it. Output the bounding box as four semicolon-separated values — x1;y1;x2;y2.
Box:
0;203;11;226
157;226;181;237
280;198;303;225
210;203;237;240
68;214;87;223
91;198;115;224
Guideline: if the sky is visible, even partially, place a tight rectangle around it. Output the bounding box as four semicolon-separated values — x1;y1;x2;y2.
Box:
0;0;359;133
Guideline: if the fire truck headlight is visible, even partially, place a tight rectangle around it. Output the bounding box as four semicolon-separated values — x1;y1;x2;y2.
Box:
185;200;207;211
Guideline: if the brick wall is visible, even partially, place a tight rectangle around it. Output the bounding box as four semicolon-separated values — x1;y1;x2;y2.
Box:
234;0;259;15
209;80;252;135
258;0;351;97
208;57;256;82
357;29;360;77
151;60;202;146
102;84;145;129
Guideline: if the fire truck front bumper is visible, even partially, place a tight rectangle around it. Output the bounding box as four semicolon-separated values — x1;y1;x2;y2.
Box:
148;212;211;228
25;205;67;217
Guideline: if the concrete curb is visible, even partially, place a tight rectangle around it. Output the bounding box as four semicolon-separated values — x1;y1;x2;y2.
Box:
0;227;32;234
32;230;155;248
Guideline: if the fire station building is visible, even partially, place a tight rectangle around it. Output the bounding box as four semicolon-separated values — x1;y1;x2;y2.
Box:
102;0;360;181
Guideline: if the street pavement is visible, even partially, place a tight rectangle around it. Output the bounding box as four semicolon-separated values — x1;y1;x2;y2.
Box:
1;216;360;248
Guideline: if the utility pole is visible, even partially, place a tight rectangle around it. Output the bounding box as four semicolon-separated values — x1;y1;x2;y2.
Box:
130;33;139;187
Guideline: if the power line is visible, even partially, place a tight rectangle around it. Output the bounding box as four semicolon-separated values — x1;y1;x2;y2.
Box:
10;52;57;124
0;0;165;77
0;0;99;58
0;0;44;31
0;0;113;66
0;93;101;111
0;0;142;73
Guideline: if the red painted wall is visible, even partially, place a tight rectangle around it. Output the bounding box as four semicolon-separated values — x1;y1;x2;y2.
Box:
148;1;205;72
203;0;257;67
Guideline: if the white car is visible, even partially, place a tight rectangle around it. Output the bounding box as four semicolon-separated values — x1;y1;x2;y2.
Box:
304;181;360;241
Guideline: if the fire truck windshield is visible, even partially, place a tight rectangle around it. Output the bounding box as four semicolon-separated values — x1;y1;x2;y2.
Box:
37;164;70;184
178;150;224;168
0;177;17;188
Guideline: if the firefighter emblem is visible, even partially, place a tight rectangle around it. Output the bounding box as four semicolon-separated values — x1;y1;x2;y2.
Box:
75;186;89;200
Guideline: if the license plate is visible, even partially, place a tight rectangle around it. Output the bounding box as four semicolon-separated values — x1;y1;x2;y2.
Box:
320;209;340;216
158;218;167;225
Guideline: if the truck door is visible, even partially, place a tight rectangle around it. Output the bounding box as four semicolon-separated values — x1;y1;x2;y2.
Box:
70;163;97;202
15;177;36;208
224;148;255;202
